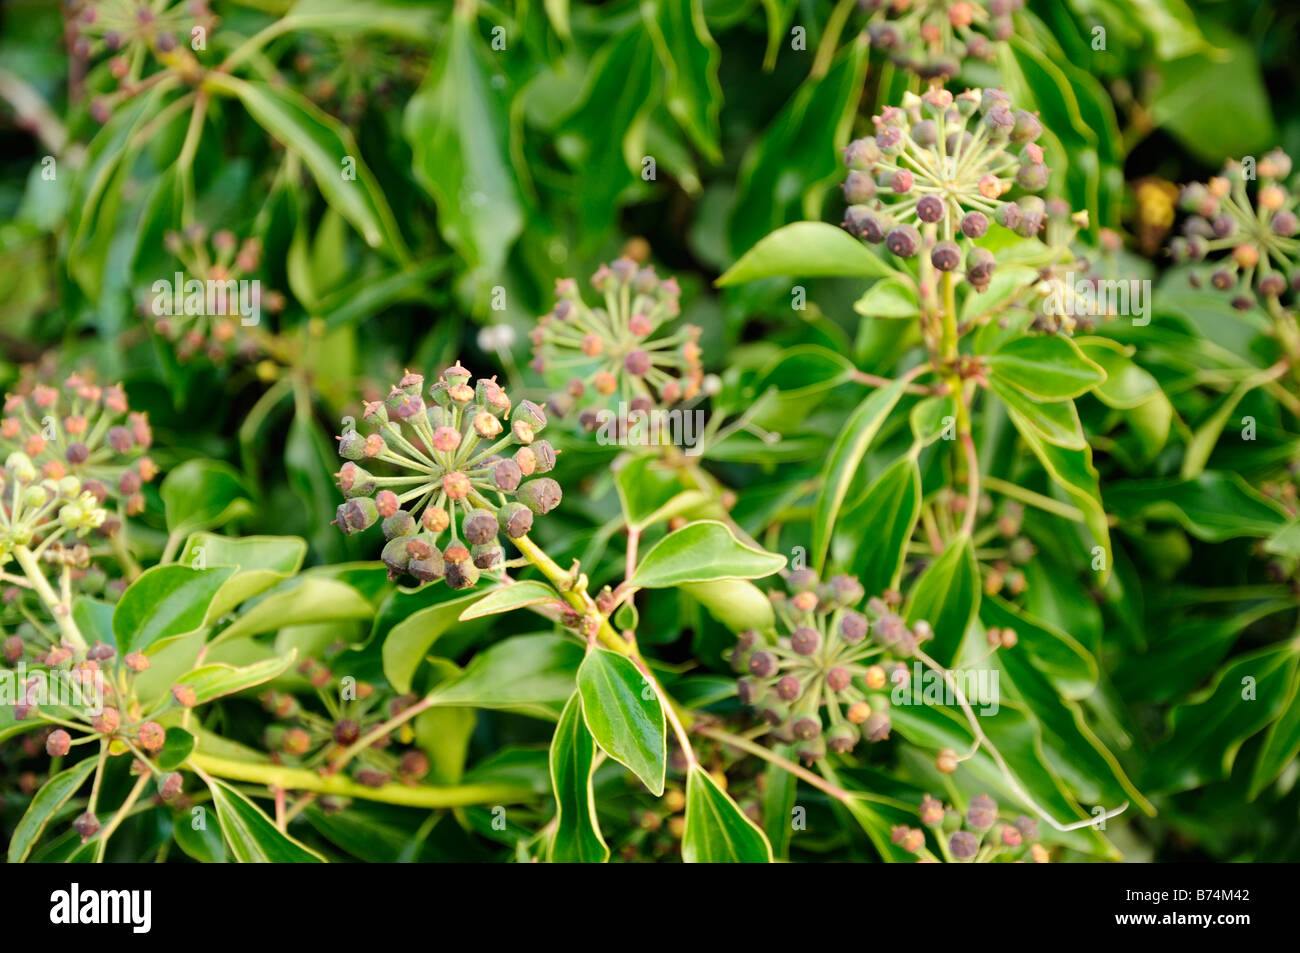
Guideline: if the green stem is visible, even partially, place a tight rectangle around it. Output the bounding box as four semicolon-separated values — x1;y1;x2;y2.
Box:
12;545;85;649
188;753;533;808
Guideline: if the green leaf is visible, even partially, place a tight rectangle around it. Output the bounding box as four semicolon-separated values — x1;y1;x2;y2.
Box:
215;75;407;259
577;648;667;796
114;565;238;655
161;460;253;538
1144;646;1296;795
1105;473;1288;542
811;377;909;572
284;0;438;39
205;777;327;862
1249;661;1300;799
615;455;708;530
682;764;773;862
644;0;723;163
428;634;584;718
853;276;920;319
212;577;373;646
175;651;299;707
985;335;1106;400
8;757;97;863
905;535;979;666
157;727;196;772
548;693;609;862
403;8;521;279
460;581;559;620
383;591;487;694
630;520;785;589
842;455;921;594
179;534;308;620
727;37;868;255
1005;406;1112;576
680;578;775;632
989;380;1087;450
718;221;894;286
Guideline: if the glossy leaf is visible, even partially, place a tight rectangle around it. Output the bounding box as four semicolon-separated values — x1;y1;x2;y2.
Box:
577;648;666;796
549;693;609;862
206;777;327;862
630;520;785;589
114;565;238;655
681;764;773;862
8;757;97;863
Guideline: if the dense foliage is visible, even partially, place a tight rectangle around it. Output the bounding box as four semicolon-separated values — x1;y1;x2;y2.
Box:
3;0;1300;863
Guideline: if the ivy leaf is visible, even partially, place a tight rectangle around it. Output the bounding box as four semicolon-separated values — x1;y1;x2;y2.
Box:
174;651;299;708
854;276;920;318
114;565;238;655
577;648;666;796
1249;662;1300;800
205;777;327;862
1005;405;1112;578
842;455;921;594
985;335;1106;400
631;520;785;589
718;221;893;286
157;727;197;772
905;535;980;667
215;75;408;259
1105;473;1289;542
549;693;609;862
680;579;775;632
682;764;773;862
1144;645;1297;795
383;591;491;694
160;460;253;539
428;634;584;719
8;757;98;863
212;577;374;647
644;0;723;163
812;377;909;572
403;7;522;281
989;379;1087;450
460;581;560;621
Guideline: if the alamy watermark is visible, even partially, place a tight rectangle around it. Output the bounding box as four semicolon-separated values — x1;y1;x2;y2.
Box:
593;403;706;456
150;273;261;326
1;663;104;716
1042;270;1150;326
891;662;1000;716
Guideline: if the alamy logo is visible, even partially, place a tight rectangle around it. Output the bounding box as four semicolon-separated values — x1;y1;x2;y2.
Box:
49;883;152;933
151;272;261;326
593;404;706;456
890;662;1000;715
1041;270;1151;326
1;663;103;716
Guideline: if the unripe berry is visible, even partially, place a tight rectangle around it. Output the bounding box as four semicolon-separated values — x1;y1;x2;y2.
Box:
826;723;860;753
93;707;120;734
966;793;998;831
171;684;197;708
46;729;72;757
847;701;871;724
920;795;945;825
517;478;562;515
399;750;430;779
443;546;480;590
885;224;921;257
915;195;945;223
497;501;534;539
863;711;891;742
463;509;499;546
335;497;379;535
826;666;851;692
158;772;183;800
138;721;165;751
948;830;979;860
936;748;959;773
843;170;877;203
931;240;961;272
333;719;360;745
748;651;778;679
73;811;100;839
382;537;413;577
960;211;988;238
864;665;887;690
790;626;821;656
407;540;445;583
776;675;801;701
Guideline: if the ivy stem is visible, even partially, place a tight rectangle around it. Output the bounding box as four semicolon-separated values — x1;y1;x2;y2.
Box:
188;753;533;808
94;772;151;862
912;647;1130;832
12;544;85;649
697;725;854;803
